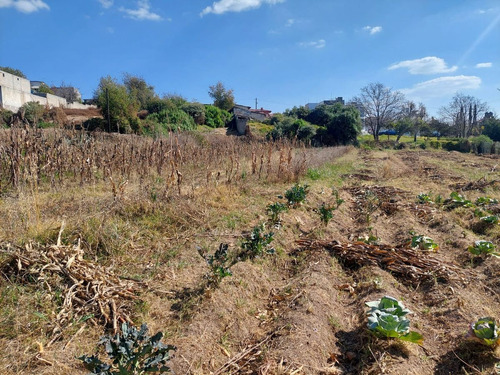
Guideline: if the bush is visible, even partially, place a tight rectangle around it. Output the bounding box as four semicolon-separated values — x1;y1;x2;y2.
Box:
267;117;316;142
482;118;500;142
182;102;206;125
19;102;45;126
145;108;196;132
83;117;107;131
470;135;493;154
205;105;230;128
0;109;14;127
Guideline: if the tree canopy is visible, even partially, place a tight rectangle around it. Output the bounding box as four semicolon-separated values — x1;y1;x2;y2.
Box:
0;66;26;78
439;93;488;138
208;82;235;111
308;103;362;145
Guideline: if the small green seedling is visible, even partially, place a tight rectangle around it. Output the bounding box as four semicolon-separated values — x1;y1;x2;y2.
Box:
468;317;500;348
79;322;176;374
240;224;275;260
266;202;288;225
331;187;345;208
318;203;334;225
417;193;433;204
365;296;423;345
284;184;309;208
468;240;500;258
410;235;439;252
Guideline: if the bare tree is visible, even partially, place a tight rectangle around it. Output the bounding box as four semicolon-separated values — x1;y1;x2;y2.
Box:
439;93;488;138
352;82;405;141
400;100;427;141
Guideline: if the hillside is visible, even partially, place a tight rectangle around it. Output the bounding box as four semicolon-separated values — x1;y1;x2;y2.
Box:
0;129;499;374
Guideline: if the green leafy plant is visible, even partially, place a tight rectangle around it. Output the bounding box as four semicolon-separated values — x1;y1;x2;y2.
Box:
446;192;474;208
410;235;439;252
468;317;500;347
480;215;499;224
284;184;309;208
416;193;433;204
198;243;233;285
365;296;423;345
318;203;334;225
266;202;288;225
331;187;345;208
475;196;498;206
79;322;176;374
240;224;275;260
468;240;500;258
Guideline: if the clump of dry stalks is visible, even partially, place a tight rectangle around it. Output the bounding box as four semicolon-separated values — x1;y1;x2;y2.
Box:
0;223;141;341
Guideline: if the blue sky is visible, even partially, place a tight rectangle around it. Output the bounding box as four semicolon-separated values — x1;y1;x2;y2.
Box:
1;0;499;117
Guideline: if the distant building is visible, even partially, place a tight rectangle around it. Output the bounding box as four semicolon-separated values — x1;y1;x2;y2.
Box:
30;80;45;92
229;104;273;135
305;97;345;110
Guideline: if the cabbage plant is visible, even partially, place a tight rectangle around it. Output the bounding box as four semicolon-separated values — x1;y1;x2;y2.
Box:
365;296;423;345
469;317;500;347
468;240;500;258
410;235;439;252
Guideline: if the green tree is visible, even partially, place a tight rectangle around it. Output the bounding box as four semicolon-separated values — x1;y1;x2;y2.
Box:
428;117;453;138
205;105;230;128
284;105;310;120
182;102;206;125
208;82;235;111
391;118;413;142
352;82;405;141
482;117;500;142
94;76;136;133
307;103;361;145
0;66;26;78
123;74;156;110
37;83;54;95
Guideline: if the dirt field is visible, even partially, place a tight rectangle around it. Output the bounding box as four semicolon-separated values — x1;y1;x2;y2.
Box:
0;139;499;374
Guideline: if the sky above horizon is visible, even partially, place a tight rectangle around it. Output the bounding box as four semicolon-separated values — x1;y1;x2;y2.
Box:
1;0;499;117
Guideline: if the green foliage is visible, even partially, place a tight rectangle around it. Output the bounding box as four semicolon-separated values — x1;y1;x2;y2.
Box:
95;76;137;133
79;322;176;374
306;168;321;180
182;102;206;125
284;184;309;207
480;215;499;224
123;74;156;110
20;102;45;126
145;108;196;132
37;83;54;94
475;196;498;206
307;103;361;146
267;117;316;142
470;135;493;154
482;117;500;142
0;66;26;78
266;202;288;225
446;192;473;208
318;203;334;225
198;243;232;285
283;105;310;120
204;105;230;128
240;224;275;260
0;108;14;128
365;296;423;345
469;317;500;347
416;193;433;204
468;240;500;257
410;235;439;251
208;81;235;111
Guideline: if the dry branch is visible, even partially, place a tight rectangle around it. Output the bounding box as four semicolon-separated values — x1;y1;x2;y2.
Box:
1;238;141;336
296;240;465;286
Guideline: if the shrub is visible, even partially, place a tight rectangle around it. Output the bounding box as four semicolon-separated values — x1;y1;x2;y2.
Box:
470;135;493;154
19;102;45;126
145;108;195;132
266;202;288;226
79;322;176;374
182;102;206;125
205;105;230;128
0;108;14;127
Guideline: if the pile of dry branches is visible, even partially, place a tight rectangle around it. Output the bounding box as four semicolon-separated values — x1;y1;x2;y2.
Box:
296;239;464;286
0;227;140;337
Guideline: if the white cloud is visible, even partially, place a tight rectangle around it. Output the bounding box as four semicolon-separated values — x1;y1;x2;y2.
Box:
285;18;295;27
299;39;326;49
388;56;458;75
475;62;492;68
401;75;481;99
98;0;113;9
201;0;285;16
0;0;49;13
363;25;382;35
120;0;162;21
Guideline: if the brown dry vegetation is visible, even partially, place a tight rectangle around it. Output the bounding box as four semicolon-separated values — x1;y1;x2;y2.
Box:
0;129;499;375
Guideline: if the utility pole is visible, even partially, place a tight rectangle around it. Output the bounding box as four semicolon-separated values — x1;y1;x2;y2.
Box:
255;98;258;110
106;88;111;133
